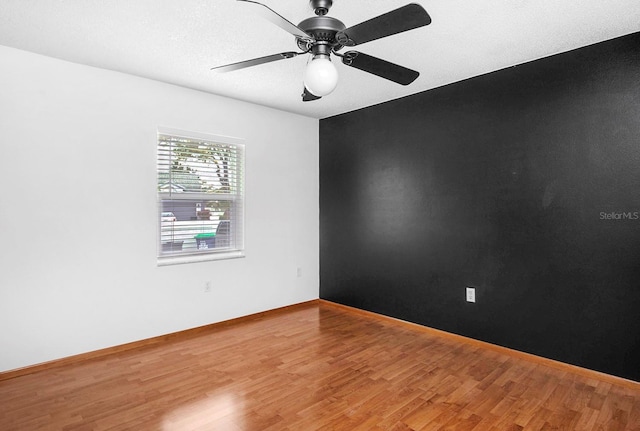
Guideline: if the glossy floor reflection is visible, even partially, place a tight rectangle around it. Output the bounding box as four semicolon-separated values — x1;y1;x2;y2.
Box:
162;394;245;430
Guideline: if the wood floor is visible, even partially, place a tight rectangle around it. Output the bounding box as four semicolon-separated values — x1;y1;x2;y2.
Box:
1;301;639;431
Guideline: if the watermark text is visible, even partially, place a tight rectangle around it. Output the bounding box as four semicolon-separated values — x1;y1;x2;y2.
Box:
600;211;639;220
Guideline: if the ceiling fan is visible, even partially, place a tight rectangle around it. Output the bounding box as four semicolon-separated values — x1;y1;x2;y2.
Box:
212;0;432;101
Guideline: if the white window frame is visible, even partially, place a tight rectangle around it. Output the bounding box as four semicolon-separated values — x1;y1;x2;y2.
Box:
157;127;245;266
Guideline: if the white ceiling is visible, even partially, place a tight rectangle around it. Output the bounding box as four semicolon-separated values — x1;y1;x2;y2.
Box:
1;0;639;119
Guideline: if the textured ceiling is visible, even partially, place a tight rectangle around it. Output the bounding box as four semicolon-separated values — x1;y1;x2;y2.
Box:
1;0;639;119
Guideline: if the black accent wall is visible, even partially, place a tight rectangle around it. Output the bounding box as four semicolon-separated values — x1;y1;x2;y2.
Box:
319;32;640;381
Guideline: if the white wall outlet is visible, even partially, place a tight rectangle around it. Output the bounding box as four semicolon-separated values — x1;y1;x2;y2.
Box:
466;287;476;303
296;267;302;278
204;281;212;293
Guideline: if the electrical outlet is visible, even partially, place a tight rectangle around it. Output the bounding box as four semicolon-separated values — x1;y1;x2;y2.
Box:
205;281;212;293
296;267;302;278
466;287;476;303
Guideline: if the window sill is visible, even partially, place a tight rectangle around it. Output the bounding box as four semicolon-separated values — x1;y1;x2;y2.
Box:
157;250;245;266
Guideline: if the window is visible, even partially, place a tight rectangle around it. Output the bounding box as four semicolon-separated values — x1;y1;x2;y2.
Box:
157;128;244;264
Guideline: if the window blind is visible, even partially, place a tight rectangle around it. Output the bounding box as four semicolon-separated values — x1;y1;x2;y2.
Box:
157;131;244;259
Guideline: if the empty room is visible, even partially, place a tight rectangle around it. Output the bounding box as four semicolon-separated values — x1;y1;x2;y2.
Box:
1;0;639;430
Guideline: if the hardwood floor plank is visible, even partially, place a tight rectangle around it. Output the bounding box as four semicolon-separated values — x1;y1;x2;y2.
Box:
1;301;639;430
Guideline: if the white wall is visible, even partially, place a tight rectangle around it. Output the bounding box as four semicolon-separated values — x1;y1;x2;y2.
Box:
0;46;319;372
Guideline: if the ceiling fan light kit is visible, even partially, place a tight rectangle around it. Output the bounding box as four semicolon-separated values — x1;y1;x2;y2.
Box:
304;55;338;96
212;0;432;101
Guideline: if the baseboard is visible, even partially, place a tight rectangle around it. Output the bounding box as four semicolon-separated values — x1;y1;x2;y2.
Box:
0;299;319;382
319;299;640;390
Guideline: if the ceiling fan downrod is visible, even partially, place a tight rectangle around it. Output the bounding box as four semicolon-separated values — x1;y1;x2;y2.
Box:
310;0;332;16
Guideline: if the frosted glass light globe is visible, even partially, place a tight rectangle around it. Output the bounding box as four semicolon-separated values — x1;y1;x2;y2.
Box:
303;57;338;97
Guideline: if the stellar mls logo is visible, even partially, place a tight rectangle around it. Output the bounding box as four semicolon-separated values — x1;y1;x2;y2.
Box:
600;211;639;220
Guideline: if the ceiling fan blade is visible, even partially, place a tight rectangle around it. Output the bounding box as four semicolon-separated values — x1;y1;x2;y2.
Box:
336;3;431;47
212;52;300;72
237;0;313;42
341;51;419;85
302;86;321;102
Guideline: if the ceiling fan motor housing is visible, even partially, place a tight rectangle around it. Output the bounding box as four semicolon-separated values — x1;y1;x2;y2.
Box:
296;15;346;52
